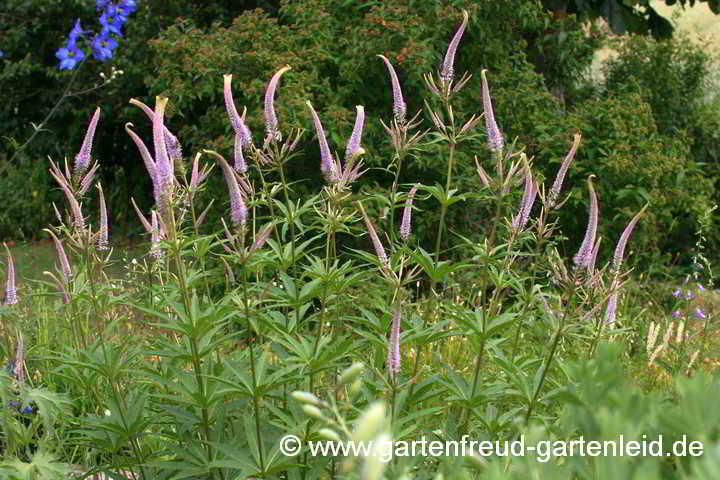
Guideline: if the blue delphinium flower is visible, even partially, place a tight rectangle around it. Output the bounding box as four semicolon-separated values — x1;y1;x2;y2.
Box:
99;4;127;36
56;42;85;70
0;50;6;57
68;19;91;45
97;0;111;10
119;0;137;14
91;33;117;61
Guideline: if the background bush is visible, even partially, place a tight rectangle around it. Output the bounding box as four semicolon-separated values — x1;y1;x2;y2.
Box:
1;0;719;269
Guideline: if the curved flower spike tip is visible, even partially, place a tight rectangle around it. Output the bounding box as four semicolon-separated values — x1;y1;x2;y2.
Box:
377;54;407;123
129;98;182;164
345;105;365;161
612;203;649;272
224;74;252;172
152;96;173;213
204;150;247;233
573;175;598;268
480;69;504;154
548;132;581;209
357;201;390;270
45;229;72;283
440;10;469;85
306;101;338;183
264;65;291;143
74;107;101;176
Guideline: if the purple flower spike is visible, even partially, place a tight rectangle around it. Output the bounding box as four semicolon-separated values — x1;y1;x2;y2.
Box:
75;107;101;175
511;165;537;231
152;97;173;213
548;132;581;208
587;237;602;276
46;229;72;284
480;69;504;153
695;308;707;319
358;202;389;270
672;310;681;319
612;203;648;272
574;176;598;268
306;101;338;183
4;244;17;306
606;292;618;324
97;184;109;251
377;54;407;123
440;10;469;84
672;288;681;298
400;185;418;241
205;150;247;232
345;105;365;160
388;305;402;378
224;74;252;172
264;65;291;143
150;210;164;260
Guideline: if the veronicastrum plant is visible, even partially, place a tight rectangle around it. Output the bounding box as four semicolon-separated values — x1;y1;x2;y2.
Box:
5;7;709;480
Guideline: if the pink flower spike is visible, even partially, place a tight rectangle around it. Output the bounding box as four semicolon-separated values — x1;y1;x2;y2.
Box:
548;132;581;208
152;97;173;210
511;165;537;231
45;229;72;283
306;101;338;182
388;304;402;378
205;150;247;232
97;183;109;251
400;185;418;241
573;175;598;268
440;10;469;84
606;292;618;324
264;65;291;143
612;203;649;272
480;69;504;153
4;243;17;305
377;54;407;123
74;107;101;175
345;105;365;160
358;202;389;270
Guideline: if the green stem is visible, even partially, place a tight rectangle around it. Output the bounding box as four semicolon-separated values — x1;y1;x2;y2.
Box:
242;266;266;474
